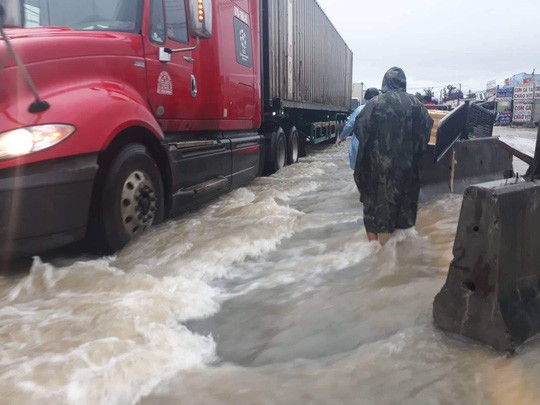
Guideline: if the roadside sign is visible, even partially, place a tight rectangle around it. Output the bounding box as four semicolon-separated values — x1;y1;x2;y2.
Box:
535;83;540;99
514;84;535;100
496;88;514;100
486;80;497;100
513;100;533;122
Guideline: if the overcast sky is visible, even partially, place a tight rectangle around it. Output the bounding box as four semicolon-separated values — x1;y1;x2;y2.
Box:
317;0;540;96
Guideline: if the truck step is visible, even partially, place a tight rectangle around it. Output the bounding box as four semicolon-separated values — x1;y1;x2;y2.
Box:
173;177;229;198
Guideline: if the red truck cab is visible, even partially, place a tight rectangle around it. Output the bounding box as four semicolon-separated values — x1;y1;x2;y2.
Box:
0;0;265;258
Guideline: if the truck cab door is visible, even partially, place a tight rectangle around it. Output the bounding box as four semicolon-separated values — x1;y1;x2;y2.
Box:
143;0;232;207
144;0;195;124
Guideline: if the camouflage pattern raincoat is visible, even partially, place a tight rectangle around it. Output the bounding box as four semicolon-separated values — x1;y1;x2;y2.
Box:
353;67;433;233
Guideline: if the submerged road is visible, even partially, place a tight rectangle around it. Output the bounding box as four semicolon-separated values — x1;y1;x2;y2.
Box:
0;127;538;405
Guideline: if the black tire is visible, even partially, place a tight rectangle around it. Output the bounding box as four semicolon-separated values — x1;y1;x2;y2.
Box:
286;127;299;165
298;131;307;158
264;127;286;174
93;144;164;254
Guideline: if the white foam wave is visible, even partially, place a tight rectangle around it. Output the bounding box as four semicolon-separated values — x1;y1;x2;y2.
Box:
0;258;218;404
3;142;433;404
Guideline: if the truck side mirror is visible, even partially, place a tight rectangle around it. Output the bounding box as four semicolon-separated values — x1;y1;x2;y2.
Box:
188;0;212;39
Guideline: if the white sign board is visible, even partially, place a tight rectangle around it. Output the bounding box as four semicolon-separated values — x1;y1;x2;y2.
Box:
513;100;533;122
486;80;497;90
535;83;540;99
514;84;535;100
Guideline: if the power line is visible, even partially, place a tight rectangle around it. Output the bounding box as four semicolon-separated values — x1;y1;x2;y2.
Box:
407;83;463;91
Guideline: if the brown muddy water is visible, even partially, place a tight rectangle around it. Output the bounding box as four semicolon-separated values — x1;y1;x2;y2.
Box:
0;127;538;405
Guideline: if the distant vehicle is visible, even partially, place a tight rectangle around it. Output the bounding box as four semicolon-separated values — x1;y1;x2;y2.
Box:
0;0;352;258
351;97;360;111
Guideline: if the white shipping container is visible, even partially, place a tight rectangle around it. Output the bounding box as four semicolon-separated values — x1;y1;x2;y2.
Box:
264;0;353;112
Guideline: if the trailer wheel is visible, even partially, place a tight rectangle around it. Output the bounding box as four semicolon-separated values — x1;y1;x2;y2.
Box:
287;127;299;165
264;127;286;174
95;144;164;254
298;132;307;158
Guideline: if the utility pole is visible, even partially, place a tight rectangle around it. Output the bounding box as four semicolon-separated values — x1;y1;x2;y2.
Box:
532;120;540;177
532;69;536;125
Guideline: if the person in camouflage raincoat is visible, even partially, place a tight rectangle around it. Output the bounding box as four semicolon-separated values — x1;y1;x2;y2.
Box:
353;67;433;242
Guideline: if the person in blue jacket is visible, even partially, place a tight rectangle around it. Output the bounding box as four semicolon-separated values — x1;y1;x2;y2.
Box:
335;87;380;169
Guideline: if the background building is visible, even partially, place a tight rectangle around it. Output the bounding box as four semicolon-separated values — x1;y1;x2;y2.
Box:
504;73;540;87
493;72;540;125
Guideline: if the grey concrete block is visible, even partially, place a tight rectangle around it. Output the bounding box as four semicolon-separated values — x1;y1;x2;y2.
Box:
433;179;540;352
419;137;513;201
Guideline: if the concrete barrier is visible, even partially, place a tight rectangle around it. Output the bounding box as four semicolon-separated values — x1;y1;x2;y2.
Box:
419;137;513;200
433;178;540;352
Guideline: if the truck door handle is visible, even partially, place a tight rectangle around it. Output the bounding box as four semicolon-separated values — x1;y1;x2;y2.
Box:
183;56;195;63
191;75;198;98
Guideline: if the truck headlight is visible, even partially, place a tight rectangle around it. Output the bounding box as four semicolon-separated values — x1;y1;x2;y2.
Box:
0;125;76;160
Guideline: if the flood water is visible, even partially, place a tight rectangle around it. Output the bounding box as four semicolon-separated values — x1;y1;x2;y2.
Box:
0;127;538;405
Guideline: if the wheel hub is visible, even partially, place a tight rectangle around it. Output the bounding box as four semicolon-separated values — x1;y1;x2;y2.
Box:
121;171;157;236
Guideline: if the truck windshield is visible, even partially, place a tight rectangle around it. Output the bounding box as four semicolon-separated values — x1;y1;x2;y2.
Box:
21;0;142;33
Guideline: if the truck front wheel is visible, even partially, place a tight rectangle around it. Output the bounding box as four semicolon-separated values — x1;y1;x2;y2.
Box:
96;144;164;254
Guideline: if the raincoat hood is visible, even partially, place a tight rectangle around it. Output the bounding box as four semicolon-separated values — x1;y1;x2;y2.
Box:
381;67;407;92
364;87;380;101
